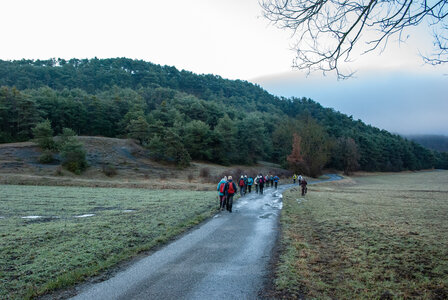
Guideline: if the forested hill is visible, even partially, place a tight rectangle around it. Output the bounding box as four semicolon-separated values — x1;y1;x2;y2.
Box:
406;135;448;152
1;58;447;175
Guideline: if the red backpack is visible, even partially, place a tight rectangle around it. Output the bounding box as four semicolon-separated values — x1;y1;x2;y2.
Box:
239;179;245;187
228;182;235;194
219;182;225;193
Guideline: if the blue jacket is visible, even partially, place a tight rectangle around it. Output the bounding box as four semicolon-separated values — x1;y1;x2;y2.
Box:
217;180;227;196
274;176;279;182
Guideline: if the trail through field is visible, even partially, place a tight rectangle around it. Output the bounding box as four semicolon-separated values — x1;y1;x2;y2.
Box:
70;175;342;300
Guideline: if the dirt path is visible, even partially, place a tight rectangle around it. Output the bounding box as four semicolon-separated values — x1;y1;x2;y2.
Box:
69;175;342;300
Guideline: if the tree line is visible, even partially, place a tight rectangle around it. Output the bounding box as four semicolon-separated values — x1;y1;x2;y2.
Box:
0;58;446;175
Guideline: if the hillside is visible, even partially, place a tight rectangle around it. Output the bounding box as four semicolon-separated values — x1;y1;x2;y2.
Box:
0;58;446;173
406;134;448;152
0;136;290;188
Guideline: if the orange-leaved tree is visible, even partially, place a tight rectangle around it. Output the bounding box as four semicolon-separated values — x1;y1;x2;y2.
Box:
287;133;307;174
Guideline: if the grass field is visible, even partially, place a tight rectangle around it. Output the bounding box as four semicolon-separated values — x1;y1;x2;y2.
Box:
0;185;217;299
276;171;448;299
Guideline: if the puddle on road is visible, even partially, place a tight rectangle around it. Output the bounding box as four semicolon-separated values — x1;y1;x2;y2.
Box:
75;214;95;218
259;213;274;219
122;210;136;213
237;200;248;206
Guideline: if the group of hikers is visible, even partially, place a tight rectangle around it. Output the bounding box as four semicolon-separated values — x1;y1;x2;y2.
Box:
216;173;309;213
216;174;280;212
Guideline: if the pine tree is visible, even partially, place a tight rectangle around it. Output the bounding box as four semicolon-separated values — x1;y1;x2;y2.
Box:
126;116;150;145
60;135;88;174
32;119;56;150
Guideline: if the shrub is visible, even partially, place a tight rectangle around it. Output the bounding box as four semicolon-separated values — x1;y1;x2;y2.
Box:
32;120;56;150
54;165;63;176
102;164;117;177
57;128;76;150
199;167;210;178
187;173;194;182
38;150;54;164
60;138;87;174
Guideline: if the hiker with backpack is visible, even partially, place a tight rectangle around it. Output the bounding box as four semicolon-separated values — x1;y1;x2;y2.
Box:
258;174;265;194
270;175;274;187
225;176;238;213
247;175;253;193
300;177;308;196
292;174;297;184
254;175;259;193
273;175;279;189
238;175;245;197
217;176;227;210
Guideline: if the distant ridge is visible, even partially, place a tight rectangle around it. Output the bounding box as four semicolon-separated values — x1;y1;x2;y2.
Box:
405;135;448;152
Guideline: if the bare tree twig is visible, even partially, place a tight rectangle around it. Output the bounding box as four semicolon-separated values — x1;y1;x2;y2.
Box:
261;0;448;78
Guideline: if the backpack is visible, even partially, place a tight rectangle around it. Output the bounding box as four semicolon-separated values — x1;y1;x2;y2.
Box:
239;179;245;186
228;182;235;194
219;182;225;193
259;176;264;184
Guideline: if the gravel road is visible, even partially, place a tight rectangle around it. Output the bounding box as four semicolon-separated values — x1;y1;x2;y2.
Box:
71;175;341;300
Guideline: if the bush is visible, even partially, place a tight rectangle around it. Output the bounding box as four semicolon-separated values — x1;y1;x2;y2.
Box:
199;167;210;178
54;165;63;176
60;138;88;174
102;164;117;177
187;173;194;182
32;120;56;151
57;128;76;150
38;150;54;164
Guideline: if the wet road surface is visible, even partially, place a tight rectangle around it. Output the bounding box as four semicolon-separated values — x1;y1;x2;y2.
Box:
71;175;342;300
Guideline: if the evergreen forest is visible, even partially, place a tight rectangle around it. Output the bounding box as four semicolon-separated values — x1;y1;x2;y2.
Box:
1;58;447;175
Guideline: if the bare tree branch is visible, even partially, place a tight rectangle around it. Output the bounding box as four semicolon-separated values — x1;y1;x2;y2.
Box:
261;0;448;78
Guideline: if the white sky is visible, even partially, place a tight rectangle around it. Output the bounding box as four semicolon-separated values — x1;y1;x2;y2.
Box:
0;0;293;79
1;0;447;134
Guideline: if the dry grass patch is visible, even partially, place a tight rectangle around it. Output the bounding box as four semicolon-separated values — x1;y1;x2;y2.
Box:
276;171;448;299
0;185;218;299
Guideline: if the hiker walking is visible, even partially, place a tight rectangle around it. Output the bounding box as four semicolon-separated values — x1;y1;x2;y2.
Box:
254;175;259;193
298;174;303;185
217;176;227;210
259;174;265;194
238;175;245;197
292;174;297;184
247;175;253;193
274;175;279;189
270;175;274;188
225;176;238;213
300;177;308;196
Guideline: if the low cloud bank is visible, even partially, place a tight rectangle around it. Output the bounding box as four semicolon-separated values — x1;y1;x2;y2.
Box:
253;70;448;135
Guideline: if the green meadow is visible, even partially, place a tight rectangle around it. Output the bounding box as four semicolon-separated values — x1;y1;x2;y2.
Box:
276;171;448;299
0;185;217;299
